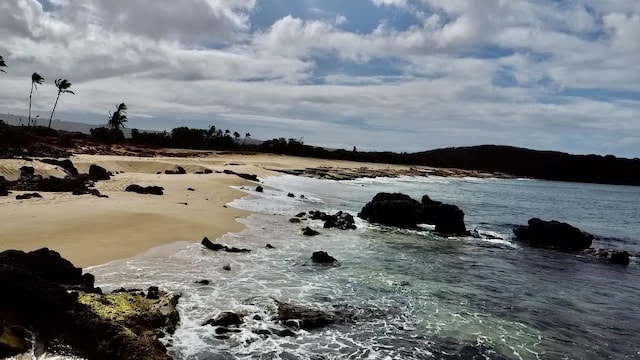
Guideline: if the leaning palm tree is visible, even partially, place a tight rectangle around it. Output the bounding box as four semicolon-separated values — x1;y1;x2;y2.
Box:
107;103;128;131
0;55;7;72
48;78;74;129
29;73;45;126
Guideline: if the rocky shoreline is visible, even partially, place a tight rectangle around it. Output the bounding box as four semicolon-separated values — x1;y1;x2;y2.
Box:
0;248;179;359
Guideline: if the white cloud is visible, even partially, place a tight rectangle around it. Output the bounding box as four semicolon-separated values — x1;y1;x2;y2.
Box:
0;0;639;157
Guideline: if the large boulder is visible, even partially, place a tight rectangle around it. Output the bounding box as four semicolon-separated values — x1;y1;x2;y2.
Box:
421;195;467;235
513;218;593;250
358;193;468;235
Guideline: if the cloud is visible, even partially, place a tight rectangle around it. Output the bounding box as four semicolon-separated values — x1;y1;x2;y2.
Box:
0;0;639;157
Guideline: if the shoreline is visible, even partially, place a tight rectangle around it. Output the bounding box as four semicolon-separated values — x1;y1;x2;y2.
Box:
3;152;473;267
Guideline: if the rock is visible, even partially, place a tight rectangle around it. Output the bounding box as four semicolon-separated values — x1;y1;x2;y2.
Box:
165;166;186;175
255;186;264;192
289;218;301;223
358;193;424;228
266;244;275;249
40;158;79;177
0;326;30;358
201;237;250;253
195;279;210;285
88;164;112;181
322;211;357;230
287;192;295;198
273;328;297;337
201;237;225;251
125;184;164;195
276;302;352;330
146;286;160;300
0;248;177;359
295;212;307;218
0;176;9;196
222;264;231;271
16;192;42;200
203;312;243;327
311;251;339;266
302;227;320;236
223;170;259;182
358;192;468;235
581;248;631;265
513;218;593;250
187;187;195;191
421;195;468;235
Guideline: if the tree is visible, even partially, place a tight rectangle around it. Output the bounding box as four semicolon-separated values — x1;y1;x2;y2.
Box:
107;103;128;131
48;79;74;129
233;131;240;142
0;55;6;72
29;73;45;126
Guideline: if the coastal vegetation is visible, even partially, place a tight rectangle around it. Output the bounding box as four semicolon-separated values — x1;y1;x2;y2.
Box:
48;79;75;129
29;73;45;127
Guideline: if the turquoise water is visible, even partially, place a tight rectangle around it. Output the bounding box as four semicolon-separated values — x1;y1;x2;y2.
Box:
90;175;640;359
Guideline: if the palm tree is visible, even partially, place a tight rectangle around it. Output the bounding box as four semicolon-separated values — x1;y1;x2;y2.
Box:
29;73;45;126
233;131;240;142
107;102;128;131
48;79;74;129
243;132;251;145
0;55;7;72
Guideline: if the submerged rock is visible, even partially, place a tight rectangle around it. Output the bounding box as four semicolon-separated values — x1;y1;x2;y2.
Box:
302;227;320;236
581;248;631;265
275;301;352;330
203;312;243;327
513;218;593;250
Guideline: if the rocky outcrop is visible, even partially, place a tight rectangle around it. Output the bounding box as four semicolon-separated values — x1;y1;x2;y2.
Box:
165;166;186;175
304;210;357;230
581;248;631;265
0;248;178;359
513;218;632;265
513;218;593;250
40;158;79;177
89;164;111;181
125;184;164;195
302;227;320;236
275;301;353;330
16;192;42;200
201;237;251;253
311;251;339;266
358;192;468;235
203;312;243;327
0;176;9;196
223;169;259;182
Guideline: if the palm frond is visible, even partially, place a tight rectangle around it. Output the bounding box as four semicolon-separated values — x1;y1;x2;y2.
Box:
0;55;7;72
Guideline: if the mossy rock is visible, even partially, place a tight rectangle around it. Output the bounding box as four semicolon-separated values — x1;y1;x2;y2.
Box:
78;289;180;335
0;325;30;358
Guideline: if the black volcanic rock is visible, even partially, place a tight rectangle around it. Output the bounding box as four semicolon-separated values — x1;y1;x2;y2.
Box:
203;312;243;327
0;248;178;359
16;192;42;200
125;184;164;195
165;166;186;175
311;251;339;266
40;158;79;177
513;218;593;250
302;227;320;236
89;164;111;180
358;192;467;235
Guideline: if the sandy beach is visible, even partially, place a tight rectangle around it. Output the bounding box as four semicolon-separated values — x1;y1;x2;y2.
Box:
0;152;427;267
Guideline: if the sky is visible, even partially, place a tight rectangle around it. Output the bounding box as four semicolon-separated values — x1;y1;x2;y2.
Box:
1;0;639;157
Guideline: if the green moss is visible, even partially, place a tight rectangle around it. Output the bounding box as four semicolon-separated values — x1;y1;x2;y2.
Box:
0;326;30;356
79;292;154;323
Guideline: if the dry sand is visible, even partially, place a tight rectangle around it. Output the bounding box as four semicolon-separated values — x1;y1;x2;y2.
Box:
0;153;419;267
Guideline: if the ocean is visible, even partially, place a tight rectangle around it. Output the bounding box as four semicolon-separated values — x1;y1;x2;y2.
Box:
88;175;640;359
